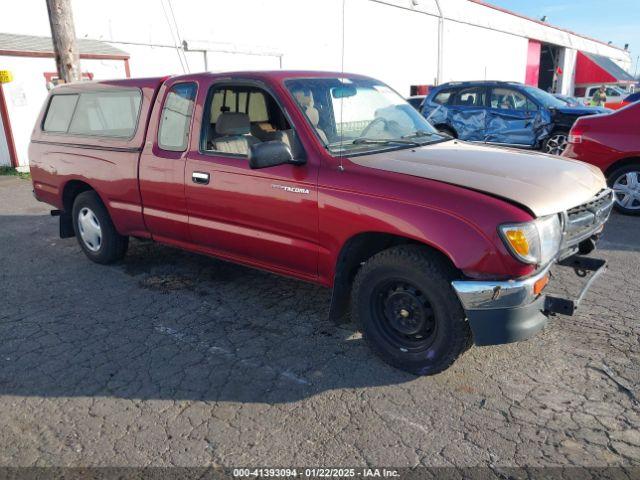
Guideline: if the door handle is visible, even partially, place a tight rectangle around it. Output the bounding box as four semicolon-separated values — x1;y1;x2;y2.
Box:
192;172;210;185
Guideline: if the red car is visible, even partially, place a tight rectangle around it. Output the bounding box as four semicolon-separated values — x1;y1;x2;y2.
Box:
29;71;613;375
564;101;640;215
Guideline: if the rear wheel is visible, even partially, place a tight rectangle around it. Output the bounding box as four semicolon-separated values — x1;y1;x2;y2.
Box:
72;191;129;264
608;163;640;215
543;131;569;155
351;245;471;375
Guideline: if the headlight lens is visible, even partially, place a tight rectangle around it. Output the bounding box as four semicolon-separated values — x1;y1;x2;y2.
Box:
499;214;562;265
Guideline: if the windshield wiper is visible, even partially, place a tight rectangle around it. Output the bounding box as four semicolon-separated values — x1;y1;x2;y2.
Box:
405;129;455;141
352;138;422;147
401;130;437;140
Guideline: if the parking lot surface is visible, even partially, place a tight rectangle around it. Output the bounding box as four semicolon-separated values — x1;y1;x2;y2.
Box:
1;175;639;468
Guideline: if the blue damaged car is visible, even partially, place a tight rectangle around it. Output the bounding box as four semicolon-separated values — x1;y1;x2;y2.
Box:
421;81;609;155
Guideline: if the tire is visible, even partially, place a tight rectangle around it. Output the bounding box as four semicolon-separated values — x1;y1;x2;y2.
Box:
351;245;472;375
71;190;129;264
607;163;640;215
542;131;569;155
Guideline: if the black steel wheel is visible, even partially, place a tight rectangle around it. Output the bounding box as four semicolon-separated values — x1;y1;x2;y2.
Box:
352;245;472;375
371;280;438;352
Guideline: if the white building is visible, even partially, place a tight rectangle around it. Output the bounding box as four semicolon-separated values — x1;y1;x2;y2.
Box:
0;0;634;169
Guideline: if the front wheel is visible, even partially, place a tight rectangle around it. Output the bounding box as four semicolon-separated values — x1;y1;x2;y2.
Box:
351;245;471;375
608;163;640;215
72;191;129;264
542;131;568;155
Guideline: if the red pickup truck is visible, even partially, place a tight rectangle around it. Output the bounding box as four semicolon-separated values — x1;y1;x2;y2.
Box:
29;71;614;375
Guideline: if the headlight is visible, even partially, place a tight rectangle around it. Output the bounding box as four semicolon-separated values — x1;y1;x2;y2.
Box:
499;214;562;266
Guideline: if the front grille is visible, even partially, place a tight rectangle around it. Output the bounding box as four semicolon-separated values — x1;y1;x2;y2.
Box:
563;189;614;245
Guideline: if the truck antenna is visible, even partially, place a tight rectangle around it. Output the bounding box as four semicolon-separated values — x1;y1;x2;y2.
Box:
338;0;346;172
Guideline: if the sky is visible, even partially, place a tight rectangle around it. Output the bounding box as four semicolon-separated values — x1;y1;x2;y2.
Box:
489;0;640;75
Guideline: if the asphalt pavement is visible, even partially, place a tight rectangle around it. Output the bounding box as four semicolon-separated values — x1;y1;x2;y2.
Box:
0;175;638;468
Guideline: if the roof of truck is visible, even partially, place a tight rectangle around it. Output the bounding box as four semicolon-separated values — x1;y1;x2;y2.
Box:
192;70;375;81
50;70;376;92
51;76;169;93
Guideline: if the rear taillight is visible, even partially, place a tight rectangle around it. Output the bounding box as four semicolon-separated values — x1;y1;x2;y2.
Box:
568;133;582;144
568;123;584;144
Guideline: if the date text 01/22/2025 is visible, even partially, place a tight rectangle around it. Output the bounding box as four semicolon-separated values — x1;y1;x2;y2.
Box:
232;468;400;477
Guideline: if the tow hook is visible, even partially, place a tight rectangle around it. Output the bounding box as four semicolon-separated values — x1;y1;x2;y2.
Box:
544;256;606;316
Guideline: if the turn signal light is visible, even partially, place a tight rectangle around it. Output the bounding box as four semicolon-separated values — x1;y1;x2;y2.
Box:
505;230;530;256
533;274;550;296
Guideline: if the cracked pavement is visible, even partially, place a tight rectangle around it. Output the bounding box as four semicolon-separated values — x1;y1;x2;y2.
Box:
0;175;638;468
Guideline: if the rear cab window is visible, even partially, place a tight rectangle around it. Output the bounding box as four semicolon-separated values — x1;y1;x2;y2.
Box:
43;95;78;132
158;83;198;151
43;89;142;138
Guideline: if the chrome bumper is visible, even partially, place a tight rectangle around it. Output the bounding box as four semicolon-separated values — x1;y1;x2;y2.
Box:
452;255;607;346
452;263;553;311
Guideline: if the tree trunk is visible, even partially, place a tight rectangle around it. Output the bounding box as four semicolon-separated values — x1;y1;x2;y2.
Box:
45;0;80;83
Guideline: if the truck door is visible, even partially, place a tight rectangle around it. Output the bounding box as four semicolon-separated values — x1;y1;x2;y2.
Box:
184;81;319;280
485;87;539;146
139;81;198;243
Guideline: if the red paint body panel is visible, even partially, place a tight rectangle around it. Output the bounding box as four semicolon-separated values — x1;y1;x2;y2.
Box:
30;71;538;288
139;78;192;243
564;102;640;175
525;40;541;87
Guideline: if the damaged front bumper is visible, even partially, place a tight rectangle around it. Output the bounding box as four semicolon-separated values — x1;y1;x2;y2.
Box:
451;255;607;346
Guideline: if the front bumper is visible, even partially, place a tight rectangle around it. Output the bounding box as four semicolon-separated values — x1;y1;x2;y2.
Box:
451;255;607;346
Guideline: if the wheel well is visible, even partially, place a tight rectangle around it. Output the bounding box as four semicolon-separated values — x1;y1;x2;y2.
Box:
328;232;456;323
603;157;640;180
434;124;457;138
59;180;95;238
62;180;94;213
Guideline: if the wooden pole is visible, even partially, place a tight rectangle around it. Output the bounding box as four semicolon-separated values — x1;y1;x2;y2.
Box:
45;0;80;83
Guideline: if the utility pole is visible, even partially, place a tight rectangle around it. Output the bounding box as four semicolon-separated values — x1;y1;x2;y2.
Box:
45;0;81;83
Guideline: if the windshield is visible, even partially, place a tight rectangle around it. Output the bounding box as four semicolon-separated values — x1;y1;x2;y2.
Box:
284;77;445;155
523;86;568;108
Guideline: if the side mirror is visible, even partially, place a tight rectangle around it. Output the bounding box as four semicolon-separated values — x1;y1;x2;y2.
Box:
249;140;295;169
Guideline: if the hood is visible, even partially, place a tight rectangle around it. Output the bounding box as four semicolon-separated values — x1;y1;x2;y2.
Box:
553;106;603;116
349;141;607;217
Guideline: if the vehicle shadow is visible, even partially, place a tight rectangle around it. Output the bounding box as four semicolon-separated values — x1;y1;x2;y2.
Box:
0;214;417;404
598;211;640;253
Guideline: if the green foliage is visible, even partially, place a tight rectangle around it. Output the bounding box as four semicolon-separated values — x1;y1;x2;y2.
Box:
0;166;31;179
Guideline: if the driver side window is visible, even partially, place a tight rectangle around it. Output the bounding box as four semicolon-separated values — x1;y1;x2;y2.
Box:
202;84;300;158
